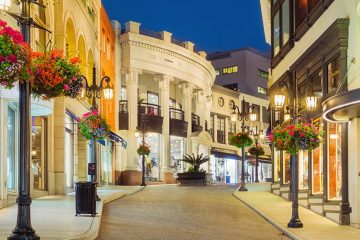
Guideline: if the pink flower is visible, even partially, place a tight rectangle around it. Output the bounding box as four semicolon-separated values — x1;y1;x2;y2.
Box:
299;132;305;137
82;112;91;118
92;109;99;115
269;134;274;141
7;54;17;63
64;84;70;91
310;138;314;142
0;20;7;27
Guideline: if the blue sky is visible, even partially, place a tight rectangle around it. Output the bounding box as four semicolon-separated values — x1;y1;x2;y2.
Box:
102;0;269;53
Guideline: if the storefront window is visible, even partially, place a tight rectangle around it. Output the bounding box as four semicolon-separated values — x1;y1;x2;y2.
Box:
312;120;323;194
210;157;238;184
273;11;280;56
282;0;290;45
7;105;17;191
298;151;309;189
137;133;160;180
170;136;186;173
147;91;159;105
32;116;48;190
65;113;75;189
296;0;307;28
328;123;342;200
273;150;281;182
283;152;291;184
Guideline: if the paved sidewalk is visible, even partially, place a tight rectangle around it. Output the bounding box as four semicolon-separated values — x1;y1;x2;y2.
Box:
0;185;144;240
233;183;360;240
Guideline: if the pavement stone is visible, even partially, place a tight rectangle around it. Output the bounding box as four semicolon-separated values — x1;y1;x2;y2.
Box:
0;185;144;240
233;183;360;240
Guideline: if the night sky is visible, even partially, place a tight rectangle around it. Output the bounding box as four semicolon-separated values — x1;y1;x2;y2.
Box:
101;0;270;54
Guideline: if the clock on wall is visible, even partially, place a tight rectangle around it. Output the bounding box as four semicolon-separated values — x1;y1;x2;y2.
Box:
229;100;235;110
218;97;224;107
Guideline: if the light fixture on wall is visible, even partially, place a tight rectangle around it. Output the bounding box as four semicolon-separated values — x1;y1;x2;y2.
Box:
274;94;286;108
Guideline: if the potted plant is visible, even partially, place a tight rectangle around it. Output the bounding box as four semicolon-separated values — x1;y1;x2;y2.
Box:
0;20;32;88
177;153;209;185
229;132;253;148
31;49;83;99
269;121;322;155
248;144;265;182
78;109;110;140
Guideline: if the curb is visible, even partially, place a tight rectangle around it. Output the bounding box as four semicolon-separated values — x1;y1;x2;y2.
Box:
68;186;146;240
232;191;303;240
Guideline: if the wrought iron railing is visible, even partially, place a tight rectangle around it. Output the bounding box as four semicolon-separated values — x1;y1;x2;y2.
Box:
170;108;184;120
138;103;161;116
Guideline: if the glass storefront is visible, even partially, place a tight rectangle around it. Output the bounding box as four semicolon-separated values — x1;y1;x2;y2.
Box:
65;113;75;190
7;104;17;191
328;122;342;200
101;140;114;185
137;133;160;181
312;120;323;194
169;136;186;174
283;152;291;184
210;156;238;184
31;116;48;190
298;151;309;189
273;150;281;182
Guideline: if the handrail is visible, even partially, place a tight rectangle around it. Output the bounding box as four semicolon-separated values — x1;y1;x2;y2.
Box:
138;103;161;116
169;107;184;120
191;113;200;125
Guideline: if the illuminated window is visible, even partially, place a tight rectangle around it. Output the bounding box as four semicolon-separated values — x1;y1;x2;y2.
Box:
223;66;238;75
215;69;220;76
328;122;342;200
257;69;269;79
257;86;267;95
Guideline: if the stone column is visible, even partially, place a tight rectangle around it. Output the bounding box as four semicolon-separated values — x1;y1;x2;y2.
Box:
213;114;218;143
122;68;142;185
225;118;229;145
195;91;206;129
156;74;173;183
180;84;194;155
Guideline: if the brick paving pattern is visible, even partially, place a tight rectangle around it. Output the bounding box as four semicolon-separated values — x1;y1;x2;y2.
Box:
97;184;288;240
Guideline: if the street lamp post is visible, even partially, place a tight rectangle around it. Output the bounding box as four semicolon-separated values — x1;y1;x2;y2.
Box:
274;88;317;228
0;0;50;239
136;119;149;186
249;126;264;183
81;67;113;183
231;97;256;191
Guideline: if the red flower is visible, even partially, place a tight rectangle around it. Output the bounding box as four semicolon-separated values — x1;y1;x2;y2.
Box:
7;54;17;63
0;20;7;27
70;57;81;64
0;55;5;62
289;131;294;136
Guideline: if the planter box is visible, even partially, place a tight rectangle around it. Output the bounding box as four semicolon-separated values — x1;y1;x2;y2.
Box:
177;172;206;185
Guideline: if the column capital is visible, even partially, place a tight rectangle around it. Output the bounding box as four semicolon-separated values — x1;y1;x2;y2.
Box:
179;83;195;97
155;74;174;90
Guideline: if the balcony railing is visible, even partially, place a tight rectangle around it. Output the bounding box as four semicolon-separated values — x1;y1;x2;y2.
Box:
138;103;161;116
170;108;184;120
217;130;226;144
191;113;203;132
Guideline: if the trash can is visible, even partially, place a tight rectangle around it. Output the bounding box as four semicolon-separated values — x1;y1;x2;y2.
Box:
75;182;97;217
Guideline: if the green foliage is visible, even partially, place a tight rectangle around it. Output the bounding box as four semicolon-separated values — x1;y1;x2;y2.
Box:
181;153;209;172
229;132;253;148
137;144;150;156
248;144;265;156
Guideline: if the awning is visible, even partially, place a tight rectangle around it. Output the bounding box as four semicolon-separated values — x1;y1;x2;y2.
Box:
323;88;360;122
211;149;240;160
109;131;127;149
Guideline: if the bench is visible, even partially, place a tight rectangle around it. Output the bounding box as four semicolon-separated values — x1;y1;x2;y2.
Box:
177;172;206;186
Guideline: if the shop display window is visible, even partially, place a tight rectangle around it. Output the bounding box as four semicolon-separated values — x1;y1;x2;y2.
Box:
273;150;281;182
328;123;342;200
298;151;309;189
283;152;291;184
312;120;323;194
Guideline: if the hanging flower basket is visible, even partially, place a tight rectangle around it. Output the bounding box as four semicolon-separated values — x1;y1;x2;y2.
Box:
230;132;253;148
31;49;83;99
78;109;110;140
248;144;265;156
0;20;32;88
247;157;256;166
137;144;150;156
269;121;322;155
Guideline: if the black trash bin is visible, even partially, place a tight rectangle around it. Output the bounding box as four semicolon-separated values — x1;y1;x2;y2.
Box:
75;182;97;217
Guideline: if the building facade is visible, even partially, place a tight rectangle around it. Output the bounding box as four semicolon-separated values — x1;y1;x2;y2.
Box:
260;0;360;227
207;48;270;100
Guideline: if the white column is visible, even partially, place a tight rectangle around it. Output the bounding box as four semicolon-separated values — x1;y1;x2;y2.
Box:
205;95;212;130
225;118;229;145
180;84;194;155
125;68;141;171
195;91;206;129
214;114;218;143
156;74;173;177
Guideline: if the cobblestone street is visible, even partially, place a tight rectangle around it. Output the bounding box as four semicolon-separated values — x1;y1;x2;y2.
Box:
97;184;288;240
